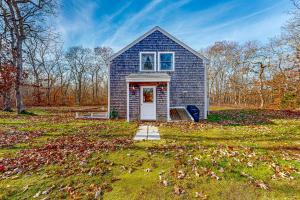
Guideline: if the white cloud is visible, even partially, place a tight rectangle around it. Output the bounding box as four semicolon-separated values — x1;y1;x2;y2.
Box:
163;0;291;49
105;0;240;50
53;0;291;51
103;0;164;49
55;0;132;48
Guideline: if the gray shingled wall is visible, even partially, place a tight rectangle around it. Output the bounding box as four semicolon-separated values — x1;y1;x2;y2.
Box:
156;84;168;121
110;30;205;119
129;85;140;121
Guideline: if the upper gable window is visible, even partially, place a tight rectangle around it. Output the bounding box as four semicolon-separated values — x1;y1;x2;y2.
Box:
158;52;175;71
140;52;156;71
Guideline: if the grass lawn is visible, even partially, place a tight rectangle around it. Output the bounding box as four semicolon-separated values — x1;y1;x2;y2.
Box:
0;106;299;199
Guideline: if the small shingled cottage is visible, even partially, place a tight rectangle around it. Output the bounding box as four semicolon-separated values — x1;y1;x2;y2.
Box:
109;26;209;122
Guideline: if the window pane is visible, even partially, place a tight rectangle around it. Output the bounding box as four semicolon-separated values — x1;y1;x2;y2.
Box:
160;53;172;62
160;62;172;70
160;53;173;70
143;88;153;103
141;53;154;70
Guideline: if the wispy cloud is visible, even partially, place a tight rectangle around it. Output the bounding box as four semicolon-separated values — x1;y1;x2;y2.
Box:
103;0;164;48
55;1;98;47
104;1;133;22
175;1;286;36
54;0;292;51
167;1;239;35
161;0;290;49
55;0;132;48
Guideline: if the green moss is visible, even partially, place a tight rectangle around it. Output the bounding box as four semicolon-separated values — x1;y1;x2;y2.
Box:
0;119;28;125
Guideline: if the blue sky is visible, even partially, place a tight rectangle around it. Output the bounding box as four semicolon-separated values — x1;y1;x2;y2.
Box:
55;0;292;51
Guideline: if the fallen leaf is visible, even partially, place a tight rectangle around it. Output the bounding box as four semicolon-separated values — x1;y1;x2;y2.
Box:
42;185;55;195
22;185;29;193
145;168;152;173
128;167;134;174
162;180;168;187
95;189;103;199
195;191;208;199
247;162;253;167
219;167;224;173
33;191;41;198
174;185;185;195
255;180;269;190
210;172;220;180
0;165;5;172
0;136;132;178
177;170;185;179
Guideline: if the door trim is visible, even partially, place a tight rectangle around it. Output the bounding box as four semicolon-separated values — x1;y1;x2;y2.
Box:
140;86;156;120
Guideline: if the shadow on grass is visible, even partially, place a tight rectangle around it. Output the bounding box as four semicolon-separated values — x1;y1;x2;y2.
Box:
19;110;37;116
0;144;29;150
130;138;300;152
206;109;300;126
161;134;300;143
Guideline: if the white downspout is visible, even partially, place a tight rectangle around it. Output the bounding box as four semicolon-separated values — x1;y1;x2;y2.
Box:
126;82;130;122
108;61;111;118
204;62;208;119
167;81;170;121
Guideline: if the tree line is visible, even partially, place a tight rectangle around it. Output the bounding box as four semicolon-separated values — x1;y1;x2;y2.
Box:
0;0;112;113
0;0;299;113
204;0;300;109
24;39;112;107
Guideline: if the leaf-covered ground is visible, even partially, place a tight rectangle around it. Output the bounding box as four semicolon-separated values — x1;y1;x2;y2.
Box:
0;107;299;199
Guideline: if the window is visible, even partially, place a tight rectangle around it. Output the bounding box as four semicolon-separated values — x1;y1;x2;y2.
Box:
158;52;174;71
143;88;154;103
140;52;156;71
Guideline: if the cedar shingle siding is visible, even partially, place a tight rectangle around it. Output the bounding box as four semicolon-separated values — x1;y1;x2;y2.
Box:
156;84;168;121
110;29;206;120
129;85;140;121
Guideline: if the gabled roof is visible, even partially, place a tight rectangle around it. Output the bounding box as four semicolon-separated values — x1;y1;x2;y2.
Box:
110;26;209;64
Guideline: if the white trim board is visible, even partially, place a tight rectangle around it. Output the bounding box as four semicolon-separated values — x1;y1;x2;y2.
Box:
204;62;208;119
139;52;157;72
110;26;209;64
140;86;157;121
108;60;111;116
126;82;129;122
167;82;170;121
125;73;171;83
126;78;170;83
158;52;175;72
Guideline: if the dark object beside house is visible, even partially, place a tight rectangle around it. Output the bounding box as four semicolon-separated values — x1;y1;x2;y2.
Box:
186;105;200;122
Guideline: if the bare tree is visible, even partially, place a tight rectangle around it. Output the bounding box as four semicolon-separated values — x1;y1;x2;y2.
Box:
65;46;92;105
284;0;300;48
24;37;43;104
0;0;57;113
56;60;70;105
93;46;113;104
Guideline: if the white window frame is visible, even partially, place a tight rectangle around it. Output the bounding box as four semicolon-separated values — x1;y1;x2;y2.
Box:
139;52;156;71
158;52;175;71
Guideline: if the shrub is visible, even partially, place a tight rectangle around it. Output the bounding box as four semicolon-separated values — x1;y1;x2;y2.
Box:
110;108;118;119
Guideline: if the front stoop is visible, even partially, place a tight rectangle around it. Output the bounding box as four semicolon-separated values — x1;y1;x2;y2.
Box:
134;125;160;140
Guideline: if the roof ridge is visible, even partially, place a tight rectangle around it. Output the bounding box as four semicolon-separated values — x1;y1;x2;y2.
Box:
110;26;209;63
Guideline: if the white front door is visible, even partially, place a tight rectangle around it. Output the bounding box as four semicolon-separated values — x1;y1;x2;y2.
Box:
140;86;156;120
